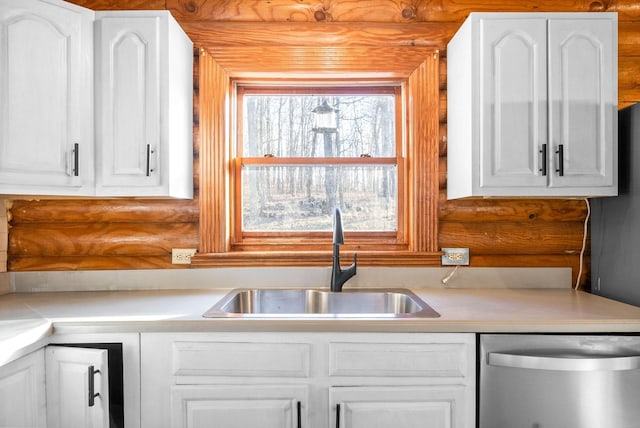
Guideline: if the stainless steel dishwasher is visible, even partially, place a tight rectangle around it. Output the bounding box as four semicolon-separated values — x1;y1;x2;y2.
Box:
480;334;640;428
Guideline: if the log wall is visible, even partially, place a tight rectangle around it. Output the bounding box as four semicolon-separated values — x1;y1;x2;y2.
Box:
7;0;640;289
0;201;7;273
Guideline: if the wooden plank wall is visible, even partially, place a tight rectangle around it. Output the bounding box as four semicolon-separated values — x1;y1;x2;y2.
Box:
7;0;640;289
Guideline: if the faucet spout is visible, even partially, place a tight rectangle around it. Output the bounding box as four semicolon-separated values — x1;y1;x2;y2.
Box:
331;208;357;292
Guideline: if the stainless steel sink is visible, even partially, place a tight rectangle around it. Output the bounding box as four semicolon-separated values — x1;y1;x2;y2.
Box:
203;288;440;318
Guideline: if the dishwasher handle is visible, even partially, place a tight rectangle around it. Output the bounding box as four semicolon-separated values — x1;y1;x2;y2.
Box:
488;351;640;372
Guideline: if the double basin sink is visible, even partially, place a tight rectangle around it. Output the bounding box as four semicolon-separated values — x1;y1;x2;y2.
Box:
203;288;440;318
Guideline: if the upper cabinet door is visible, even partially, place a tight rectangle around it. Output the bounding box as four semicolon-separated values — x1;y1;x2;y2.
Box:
95;14;161;192
95;11;193;198
479;18;548;189
0;0;94;196
547;17;617;189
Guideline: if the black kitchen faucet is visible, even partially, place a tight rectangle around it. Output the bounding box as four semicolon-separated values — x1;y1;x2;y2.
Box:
330;207;357;292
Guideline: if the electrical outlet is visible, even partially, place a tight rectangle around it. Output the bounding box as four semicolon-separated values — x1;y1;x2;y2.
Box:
441;248;469;266
172;248;197;264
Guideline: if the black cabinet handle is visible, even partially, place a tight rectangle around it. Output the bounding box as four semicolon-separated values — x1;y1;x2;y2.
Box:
336;403;341;428
539;144;547;176
297;401;302;428
556;144;564;176
72;143;79;177
88;365;100;407
146;144;152;176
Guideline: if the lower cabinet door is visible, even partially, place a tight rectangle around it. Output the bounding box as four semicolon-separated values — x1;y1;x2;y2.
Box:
171;384;308;428
330;386;467;428
0;349;47;428
45;346;110;428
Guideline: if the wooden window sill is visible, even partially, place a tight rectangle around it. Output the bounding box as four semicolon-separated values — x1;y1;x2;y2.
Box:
190;251;443;267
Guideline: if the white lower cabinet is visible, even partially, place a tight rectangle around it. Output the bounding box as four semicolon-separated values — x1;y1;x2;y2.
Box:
48;332;142;428
0;332;140;428
45;346;110;428
0;346;108;428
0;349;47;428
141;332;475;428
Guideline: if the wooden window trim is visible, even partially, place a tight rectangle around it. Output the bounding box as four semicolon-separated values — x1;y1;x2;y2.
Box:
194;44;441;267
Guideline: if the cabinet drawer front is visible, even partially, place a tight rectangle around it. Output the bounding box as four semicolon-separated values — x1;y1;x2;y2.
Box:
172;341;311;379
329;342;470;378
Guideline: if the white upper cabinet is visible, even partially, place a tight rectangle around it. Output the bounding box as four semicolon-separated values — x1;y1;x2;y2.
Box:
447;12;618;199
95;11;193;198
0;0;94;196
0;0;193;198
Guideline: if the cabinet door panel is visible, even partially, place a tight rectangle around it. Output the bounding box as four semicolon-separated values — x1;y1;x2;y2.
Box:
0;349;46;428
331;386;468;428
0;0;93;195
95;11;193;198
548;18;616;188
171;385;307;428
45;346;109;428
96;15;161;189
479;18;548;189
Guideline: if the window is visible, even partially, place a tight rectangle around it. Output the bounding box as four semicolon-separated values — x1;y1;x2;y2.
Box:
234;85;404;248
196;43;441;266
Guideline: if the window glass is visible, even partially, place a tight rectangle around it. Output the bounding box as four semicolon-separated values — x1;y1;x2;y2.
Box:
242;94;396;158
242;165;397;231
238;88;400;234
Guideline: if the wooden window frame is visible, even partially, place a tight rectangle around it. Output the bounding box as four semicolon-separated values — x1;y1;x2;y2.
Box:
232;84;406;252
193;44;441;267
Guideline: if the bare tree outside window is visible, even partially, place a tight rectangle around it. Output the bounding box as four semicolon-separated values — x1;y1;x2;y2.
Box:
239;88;399;232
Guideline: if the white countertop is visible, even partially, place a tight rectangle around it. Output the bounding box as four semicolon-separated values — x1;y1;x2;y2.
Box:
2;287;640;364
